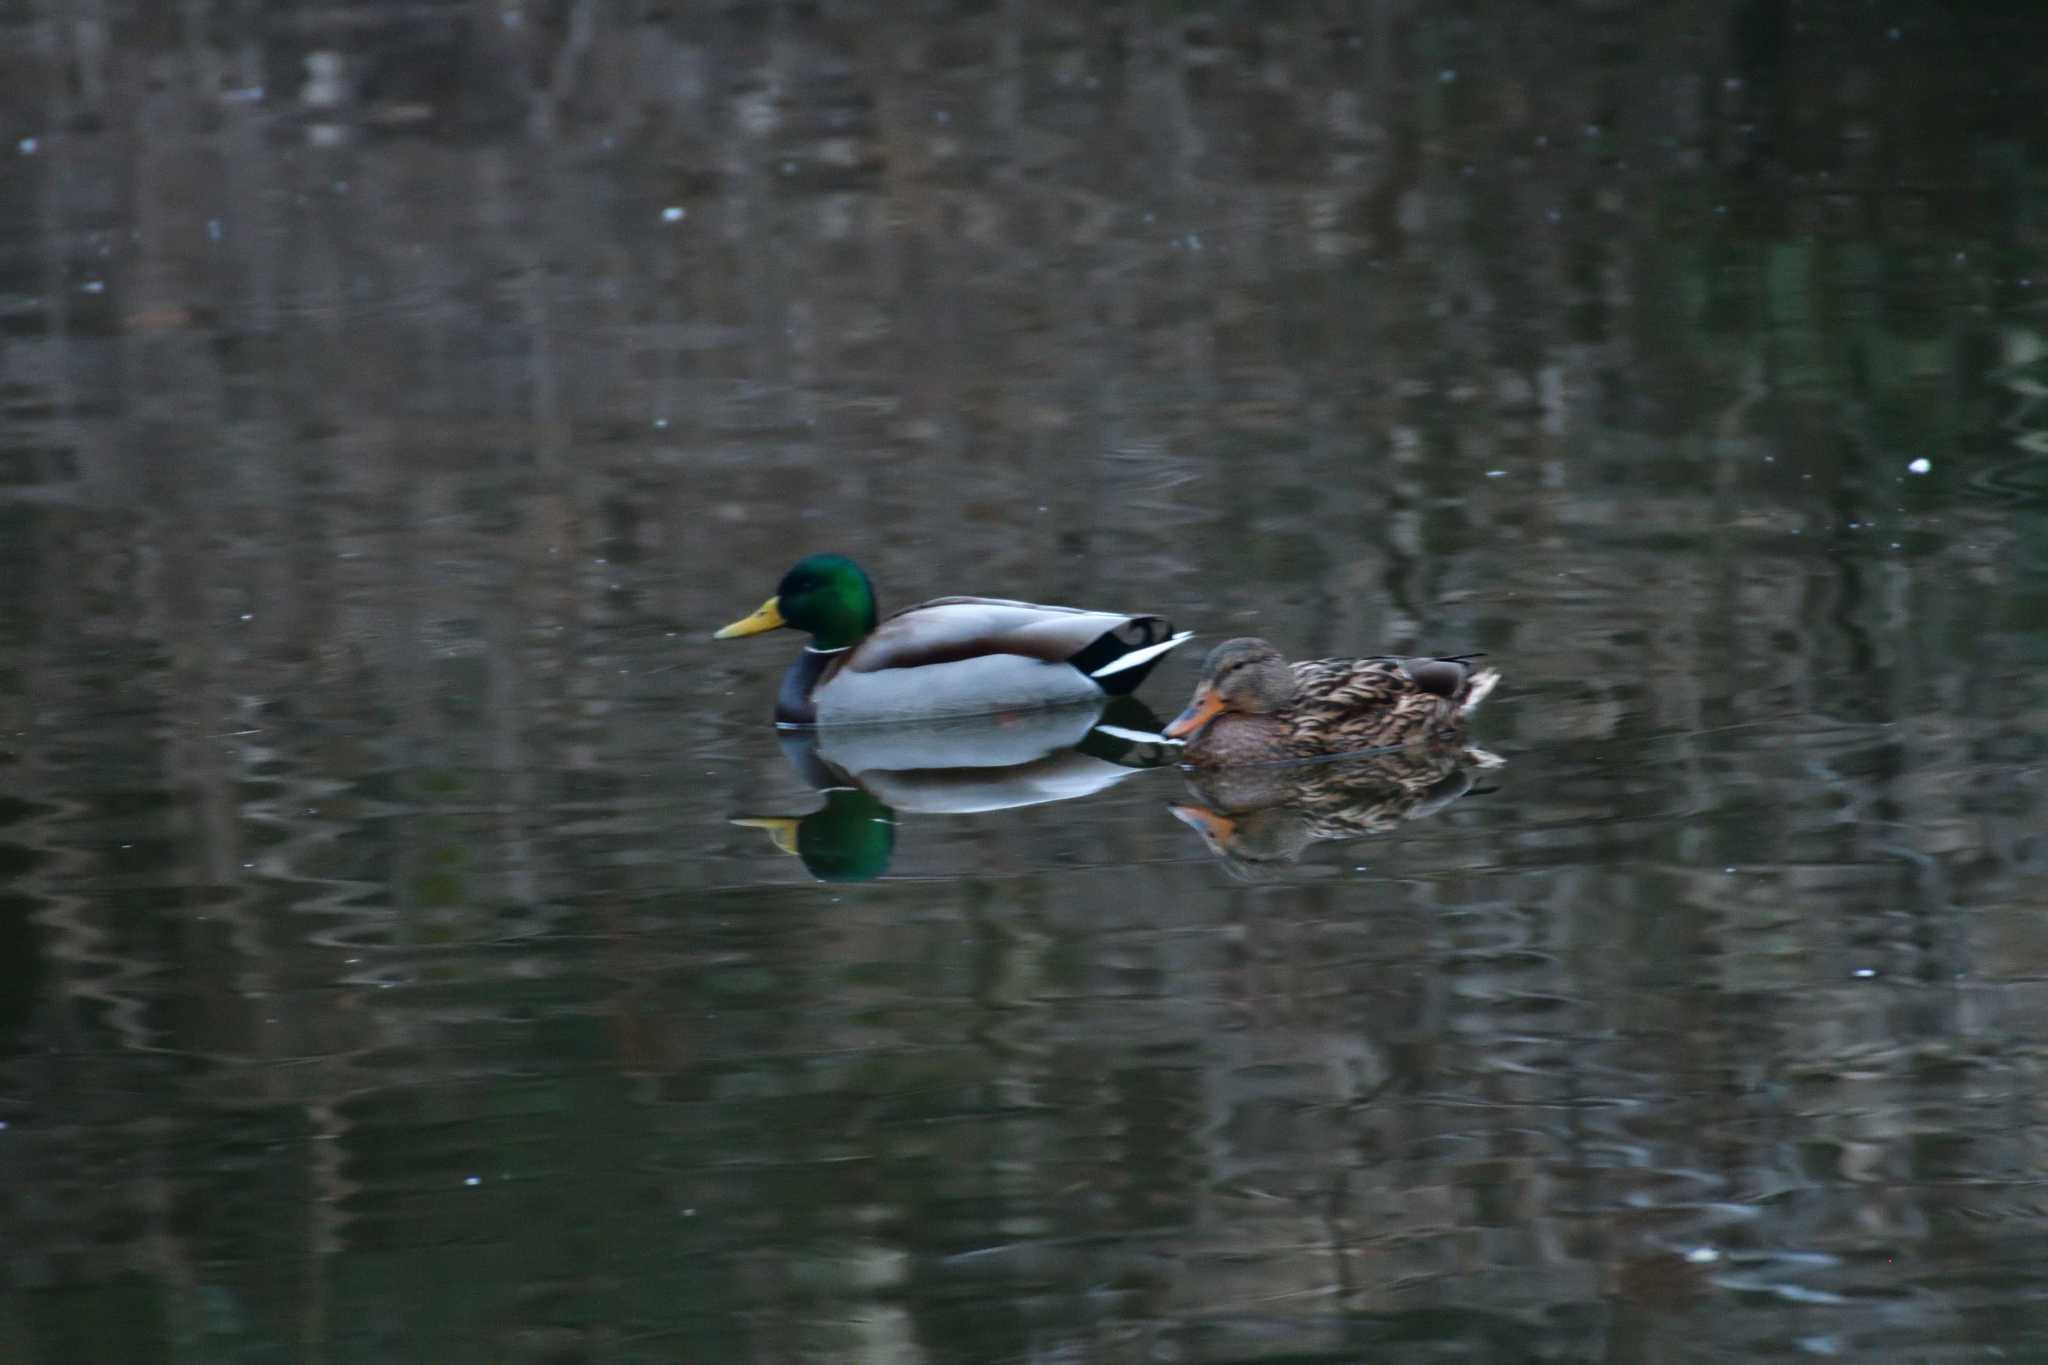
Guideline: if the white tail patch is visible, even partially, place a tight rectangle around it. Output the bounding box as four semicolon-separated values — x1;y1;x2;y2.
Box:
1457;668;1501;717
1089;630;1193;679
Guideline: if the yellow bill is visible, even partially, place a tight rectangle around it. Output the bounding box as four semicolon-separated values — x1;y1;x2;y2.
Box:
731;816;803;855
714;595;786;639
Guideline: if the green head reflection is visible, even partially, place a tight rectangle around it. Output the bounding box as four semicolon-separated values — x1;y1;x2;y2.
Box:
732;787;896;883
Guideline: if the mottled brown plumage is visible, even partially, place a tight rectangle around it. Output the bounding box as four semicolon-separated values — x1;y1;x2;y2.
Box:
1164;637;1500;765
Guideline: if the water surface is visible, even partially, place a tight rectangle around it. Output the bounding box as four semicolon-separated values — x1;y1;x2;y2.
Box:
3;3;2047;1361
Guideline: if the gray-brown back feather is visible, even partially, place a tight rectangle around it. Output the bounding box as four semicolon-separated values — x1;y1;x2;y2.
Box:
1275;657;1476;755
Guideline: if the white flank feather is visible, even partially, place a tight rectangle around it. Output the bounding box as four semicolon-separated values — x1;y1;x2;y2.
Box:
1089;630;1193;679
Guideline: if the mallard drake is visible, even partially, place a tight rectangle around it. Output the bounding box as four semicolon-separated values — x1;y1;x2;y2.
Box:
1170;744;1501;877
1163;637;1499;764
715;554;1191;726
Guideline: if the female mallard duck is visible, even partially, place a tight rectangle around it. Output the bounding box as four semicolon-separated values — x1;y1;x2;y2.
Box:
714;554;1191;725
1163;637;1499;764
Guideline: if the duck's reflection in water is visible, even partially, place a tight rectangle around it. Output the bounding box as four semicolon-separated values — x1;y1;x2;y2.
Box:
733;697;1175;881
1170;743;1503;880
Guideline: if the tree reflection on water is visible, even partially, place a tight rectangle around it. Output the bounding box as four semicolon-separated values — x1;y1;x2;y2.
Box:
2;3;2046;1362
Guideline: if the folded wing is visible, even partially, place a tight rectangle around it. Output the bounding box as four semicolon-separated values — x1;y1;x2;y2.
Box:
848;596;1177;674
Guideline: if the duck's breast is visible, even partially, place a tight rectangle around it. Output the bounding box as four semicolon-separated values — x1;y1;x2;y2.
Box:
1182;713;1297;766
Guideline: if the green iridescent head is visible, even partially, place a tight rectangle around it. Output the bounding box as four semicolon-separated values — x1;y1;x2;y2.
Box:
713;554;880;652
732;787;896;883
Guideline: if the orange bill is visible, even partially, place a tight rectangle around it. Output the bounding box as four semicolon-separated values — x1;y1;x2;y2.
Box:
1163;684;1226;739
1167;804;1237;846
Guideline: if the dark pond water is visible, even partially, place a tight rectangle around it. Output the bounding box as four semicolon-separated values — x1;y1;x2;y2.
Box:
4;3;2048;1361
